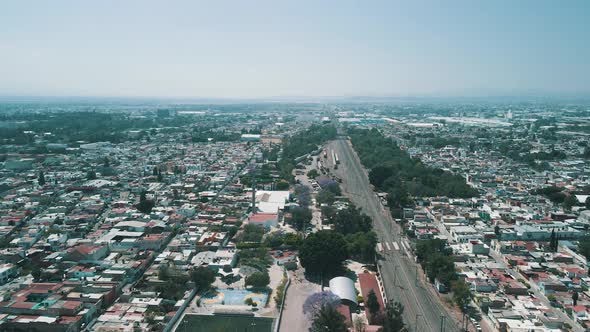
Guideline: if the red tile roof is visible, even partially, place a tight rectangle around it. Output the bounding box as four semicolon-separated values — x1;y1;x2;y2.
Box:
358;273;385;315
249;213;278;222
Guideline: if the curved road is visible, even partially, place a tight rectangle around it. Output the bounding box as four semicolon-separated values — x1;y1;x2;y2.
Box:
329;139;460;332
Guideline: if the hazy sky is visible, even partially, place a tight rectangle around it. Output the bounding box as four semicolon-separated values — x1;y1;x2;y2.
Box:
1;0;589;98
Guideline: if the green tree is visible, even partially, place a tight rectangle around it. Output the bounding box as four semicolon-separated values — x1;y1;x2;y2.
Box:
415;238;455;285
369;165;394;189
345;232;377;262
289;207;312;231
494;225;501;240
316;189;336;206
244;298;257;306
38;171;46;186
415;239;449;262
307;169;319;179
299;231;348;276
579;236;590;260
366;290;380;319
322;181;341;196
310;304;348;332
425;253;455;285
586;197;590;210
451;280;471;313
276;180;290;190
239;224;266;243
533;186;566;204
564;195;578;211
549;229;560;252
245;271;270;288
380;302;406;332
31;266;42;281
283;233;303;248
158;264;169;280
136;191;155;214
263;232;284;248
328;205;372;235
573;291;579;306
190;267;216;292
87;170;97;180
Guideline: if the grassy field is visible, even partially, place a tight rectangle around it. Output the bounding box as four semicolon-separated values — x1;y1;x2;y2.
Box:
177;313;274;332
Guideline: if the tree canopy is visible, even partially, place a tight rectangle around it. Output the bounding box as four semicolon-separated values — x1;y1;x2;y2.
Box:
344;231;377;263
38;171;46;186
278;125;337;182
379;302;407;332
310;304;348;332
349;128;478;208
288;207;312;231
366;290;381;319
578;236;590;261
299;231;348;276
415;239;456;286
327;205;372;235
190;267;216;292
307;169;320;179
245;271;270;288
451;280;471;313
136;191;155;214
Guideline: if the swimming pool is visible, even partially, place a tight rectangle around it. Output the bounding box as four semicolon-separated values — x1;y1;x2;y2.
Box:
202;289;269;306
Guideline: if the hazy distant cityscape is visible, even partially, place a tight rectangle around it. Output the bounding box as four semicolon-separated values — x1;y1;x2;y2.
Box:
0;99;588;332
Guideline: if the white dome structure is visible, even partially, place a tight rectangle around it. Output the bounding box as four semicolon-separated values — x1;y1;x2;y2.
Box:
329;276;357;306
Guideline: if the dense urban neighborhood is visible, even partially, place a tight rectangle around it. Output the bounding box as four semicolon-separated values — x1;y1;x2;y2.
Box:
1;100;590;332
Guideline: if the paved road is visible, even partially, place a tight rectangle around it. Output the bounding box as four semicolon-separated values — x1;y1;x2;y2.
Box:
279;268;321;332
329;139;460;332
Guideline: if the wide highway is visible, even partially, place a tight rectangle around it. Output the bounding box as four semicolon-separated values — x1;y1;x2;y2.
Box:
329;138;460;332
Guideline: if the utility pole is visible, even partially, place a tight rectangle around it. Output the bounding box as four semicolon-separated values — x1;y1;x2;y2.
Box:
461;313;465;332
415;313;422;332
251;177;256;214
461;305;467;332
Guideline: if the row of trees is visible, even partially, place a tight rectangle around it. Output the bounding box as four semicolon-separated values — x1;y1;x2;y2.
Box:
191;126;241;142
531;185;589;210
0;111;198;145
415;239;474;314
415;239;456;286
349;128;478;210
155;266;216;301
277;125;337;181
